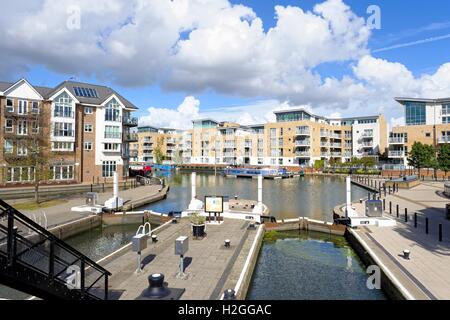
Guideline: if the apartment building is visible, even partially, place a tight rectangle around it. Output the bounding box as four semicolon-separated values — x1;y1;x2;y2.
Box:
388;97;450;165
264;109;387;166
135;126;186;164
0;78;138;186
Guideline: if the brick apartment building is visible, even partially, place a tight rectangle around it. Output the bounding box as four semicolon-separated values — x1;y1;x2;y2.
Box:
0;78;138;187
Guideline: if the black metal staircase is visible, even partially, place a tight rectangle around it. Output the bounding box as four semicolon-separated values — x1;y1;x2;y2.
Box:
0;199;111;300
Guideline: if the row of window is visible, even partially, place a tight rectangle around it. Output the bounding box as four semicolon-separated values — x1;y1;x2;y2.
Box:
5;99;40;114
4;141;28;156
5;119;39;135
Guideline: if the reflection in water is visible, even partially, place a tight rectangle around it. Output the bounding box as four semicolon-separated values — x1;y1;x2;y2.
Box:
64;223;152;262
144;172;368;222
247;231;386;300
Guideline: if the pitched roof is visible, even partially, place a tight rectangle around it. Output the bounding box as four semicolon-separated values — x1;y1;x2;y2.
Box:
50;80;138;110
0;79;138;110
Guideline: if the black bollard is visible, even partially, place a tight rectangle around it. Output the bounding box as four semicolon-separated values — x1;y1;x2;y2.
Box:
383;198;386;211
396;204;399;218
414;212;417;228
439;224;443;242
389;201;392;215
223;289;236;300
404;208;408;222
426;218;429;234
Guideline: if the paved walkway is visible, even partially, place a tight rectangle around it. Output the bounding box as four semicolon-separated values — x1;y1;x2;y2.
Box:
4;184;165;228
102;218;257;300
347;179;450;299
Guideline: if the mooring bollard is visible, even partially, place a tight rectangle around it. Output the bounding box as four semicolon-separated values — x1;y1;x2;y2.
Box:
389;201;392;214
404;208;408;222
383;198;386;211
223;289;236;300
396;204;399;218
426;218;429;234
439;224;443;242
414;212;417;228
403;249;410;260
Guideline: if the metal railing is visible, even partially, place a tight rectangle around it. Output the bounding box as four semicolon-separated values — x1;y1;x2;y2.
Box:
389;137;405;144
0;199;111;300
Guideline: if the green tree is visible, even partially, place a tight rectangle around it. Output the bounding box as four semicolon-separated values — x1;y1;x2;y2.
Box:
361;157;376;172
437;144;450;177
314;160;325;171
407;142;434;176
153;136;165;165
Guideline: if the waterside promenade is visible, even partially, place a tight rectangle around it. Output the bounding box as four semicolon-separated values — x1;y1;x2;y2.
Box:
4;184;168;229
337;179;450;300
100;218;262;300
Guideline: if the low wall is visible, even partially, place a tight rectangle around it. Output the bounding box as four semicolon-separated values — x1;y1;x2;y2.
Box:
235;225;265;300
102;211;171;226
385;179;420;189
48;215;102;240
264;218;346;236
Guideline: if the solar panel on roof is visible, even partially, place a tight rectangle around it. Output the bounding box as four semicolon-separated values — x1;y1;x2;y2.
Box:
73;86;99;98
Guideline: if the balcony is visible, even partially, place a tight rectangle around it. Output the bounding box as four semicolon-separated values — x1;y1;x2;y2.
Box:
223;143;236;149
389;137;405;144
123;133;138;142
166;138;176;144
361;131;374;138
320;142;330;147
389;150;405;158
330;133;342;139
244;152;251;157
320;152;331;157
245;142;252;148
295;139;311;147
320;131;329;138
361;141;373;148
330;143;342;148
123;117;138;127
104;132;121;139
53;110;74;118
129;151;138;158
331;152;342;157
296;127;310;136
343;152;352;158
224;152;236;157
53;130;75;138
295;151;311;157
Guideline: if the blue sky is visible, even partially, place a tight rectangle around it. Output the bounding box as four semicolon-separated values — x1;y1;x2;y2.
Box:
2;0;450;127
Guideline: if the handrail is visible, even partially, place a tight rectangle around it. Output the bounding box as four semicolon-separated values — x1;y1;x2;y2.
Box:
0;199;110;275
0;198;111;300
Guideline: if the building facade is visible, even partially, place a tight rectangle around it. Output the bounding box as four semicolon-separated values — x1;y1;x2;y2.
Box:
388;97;450;165
133;109;387;167
0;78;138;186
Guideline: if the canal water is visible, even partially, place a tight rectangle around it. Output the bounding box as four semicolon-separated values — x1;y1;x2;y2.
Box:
143;172;368;222
247;230;386;300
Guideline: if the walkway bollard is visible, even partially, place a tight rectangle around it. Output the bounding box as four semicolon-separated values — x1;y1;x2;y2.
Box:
383;199;386;211
439;224;443;242
389;186;391;194
414;212;417;228
389;201;392;214
384;185;386;197
404;208;408;222
396;204;399;218
426;218;429;234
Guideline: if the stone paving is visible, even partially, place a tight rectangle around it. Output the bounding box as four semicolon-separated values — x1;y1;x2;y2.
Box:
348;179;450;299
102;218;257;300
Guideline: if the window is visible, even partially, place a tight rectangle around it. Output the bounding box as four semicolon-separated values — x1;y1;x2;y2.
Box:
84;142;93;150
53;122;74;137
31;121;39;134
5;119;13;133
17;120;27;135
6;99;14;112
104;126;121;139
50;165;74;180
52;142;74;151
104;143;120;151
102;161;117;177
84;124;93;132
442;104;450;116
105;99;121;122
405;102;426;125
18;100;27;114
54;92;73;118
6;167;35;183
84;107;93;114
443;117;450;124
425;133;431;137
17;144;27;156
31;101;39;114
4;140;13;154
